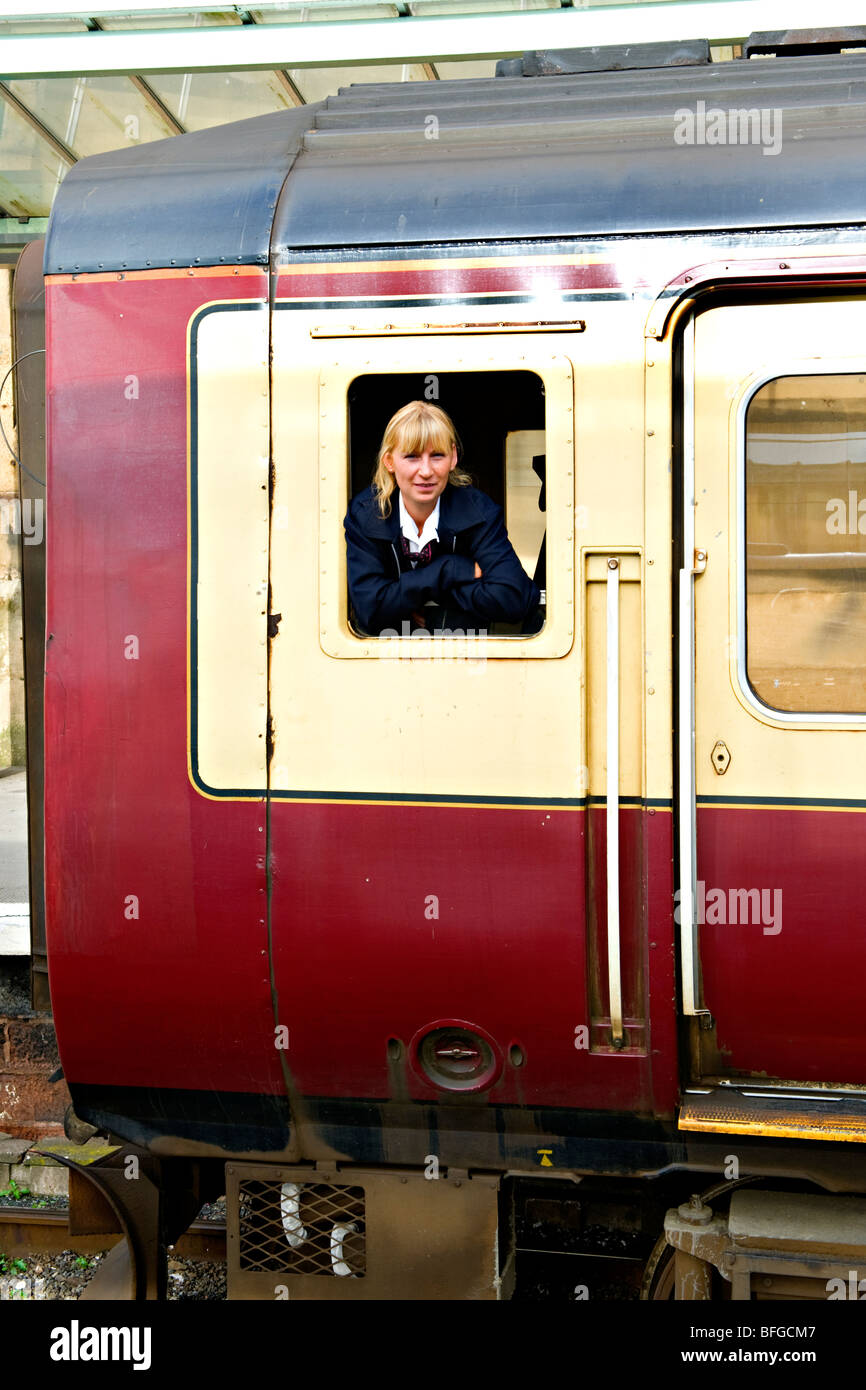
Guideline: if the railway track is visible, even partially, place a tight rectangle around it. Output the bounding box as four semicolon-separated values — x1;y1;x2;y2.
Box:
0;1206;226;1262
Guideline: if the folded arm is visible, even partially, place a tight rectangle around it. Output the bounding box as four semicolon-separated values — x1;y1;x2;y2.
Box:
447;503;540;623
344;510;476;633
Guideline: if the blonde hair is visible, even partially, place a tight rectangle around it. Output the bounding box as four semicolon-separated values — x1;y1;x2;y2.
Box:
372;401;472;517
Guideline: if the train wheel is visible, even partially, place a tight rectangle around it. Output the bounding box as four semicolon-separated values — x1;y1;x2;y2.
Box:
640;1228;676;1300
639;1177;761;1300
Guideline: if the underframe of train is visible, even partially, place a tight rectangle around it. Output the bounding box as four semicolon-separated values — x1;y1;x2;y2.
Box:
56;1145;866;1300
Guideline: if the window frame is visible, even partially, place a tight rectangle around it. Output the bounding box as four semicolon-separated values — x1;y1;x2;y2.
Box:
319;342;576;660
736;359;866;727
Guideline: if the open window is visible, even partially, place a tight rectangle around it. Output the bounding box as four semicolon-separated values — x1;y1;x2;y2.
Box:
346;369;547;638
266;323;576;802
317;337;574;661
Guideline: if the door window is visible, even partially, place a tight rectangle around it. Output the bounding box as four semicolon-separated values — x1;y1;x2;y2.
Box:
745;372;866;714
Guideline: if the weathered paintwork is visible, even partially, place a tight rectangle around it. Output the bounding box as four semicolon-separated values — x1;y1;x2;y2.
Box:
42;232;866;1171
44;253;683;1166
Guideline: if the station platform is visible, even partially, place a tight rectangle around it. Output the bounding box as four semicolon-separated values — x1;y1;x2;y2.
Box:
0;767;28;955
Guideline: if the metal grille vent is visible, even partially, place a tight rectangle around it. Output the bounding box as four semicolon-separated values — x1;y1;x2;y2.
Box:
238;1180;366;1278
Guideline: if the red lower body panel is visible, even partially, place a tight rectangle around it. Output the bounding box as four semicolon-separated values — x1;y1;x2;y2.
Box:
698;805;866;1083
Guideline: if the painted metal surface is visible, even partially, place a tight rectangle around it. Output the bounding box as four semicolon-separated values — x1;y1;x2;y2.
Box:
744;25;866;54
43;104;320;274
190;301;270;794
266;804;662;1112
42;246;866;1163
41;52;866;273
647;248;866;340
680;1089;866;1141
691;296;866;1085
498;39;711;75
697;806;866;1081
43;242;682;1157
43;270;283;1108
226;1161;506;1300
274;53;866;248
264;252;669;1136
38;65;866;1183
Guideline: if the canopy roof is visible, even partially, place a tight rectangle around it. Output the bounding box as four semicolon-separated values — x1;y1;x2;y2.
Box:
0;0;782;256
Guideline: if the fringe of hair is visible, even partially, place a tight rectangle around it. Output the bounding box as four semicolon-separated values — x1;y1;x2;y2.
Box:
372;400;471;517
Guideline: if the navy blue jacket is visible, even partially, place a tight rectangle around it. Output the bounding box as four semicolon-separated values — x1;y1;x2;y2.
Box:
344;484;541;635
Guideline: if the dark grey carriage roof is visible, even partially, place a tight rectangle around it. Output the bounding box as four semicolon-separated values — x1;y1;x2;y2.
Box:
44;105;321;274
45;53;866;273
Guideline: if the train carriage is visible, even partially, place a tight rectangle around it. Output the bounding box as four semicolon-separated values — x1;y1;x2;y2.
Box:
20;36;866;1298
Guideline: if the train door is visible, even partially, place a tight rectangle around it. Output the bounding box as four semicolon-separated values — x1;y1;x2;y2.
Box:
682;297;866;1098
264;296;660;1156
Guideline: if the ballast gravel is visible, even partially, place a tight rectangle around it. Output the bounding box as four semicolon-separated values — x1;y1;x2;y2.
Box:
0;1249;227;1300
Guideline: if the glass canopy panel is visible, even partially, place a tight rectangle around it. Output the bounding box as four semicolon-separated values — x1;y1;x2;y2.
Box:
251;5;399;18
0;100;68;217
410;0;560;10
290;63;431;102
0;19;87;32
100;8;291;127
97;12;240;27
146;70;295;129
7;77;178;156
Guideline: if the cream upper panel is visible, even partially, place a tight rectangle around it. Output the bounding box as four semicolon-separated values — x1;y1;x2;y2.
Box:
268;297;649;803
190;300;270;796
694;299;866;803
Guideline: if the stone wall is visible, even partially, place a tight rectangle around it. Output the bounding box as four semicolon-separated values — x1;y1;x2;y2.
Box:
0;1012;69;1139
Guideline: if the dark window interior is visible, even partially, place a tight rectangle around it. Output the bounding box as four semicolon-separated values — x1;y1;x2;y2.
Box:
348;370;544;514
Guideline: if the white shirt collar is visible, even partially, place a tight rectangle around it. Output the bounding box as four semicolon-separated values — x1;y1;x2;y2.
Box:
398;492;440;552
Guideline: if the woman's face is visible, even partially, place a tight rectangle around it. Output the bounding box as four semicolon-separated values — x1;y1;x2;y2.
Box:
384;440;457;512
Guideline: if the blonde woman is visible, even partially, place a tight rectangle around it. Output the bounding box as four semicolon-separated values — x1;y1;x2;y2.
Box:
344;400;540;635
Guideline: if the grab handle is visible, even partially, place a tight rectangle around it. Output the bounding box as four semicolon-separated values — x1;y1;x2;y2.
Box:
606;557;624;1047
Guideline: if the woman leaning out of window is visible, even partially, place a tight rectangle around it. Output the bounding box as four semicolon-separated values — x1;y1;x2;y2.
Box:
343;400;540;637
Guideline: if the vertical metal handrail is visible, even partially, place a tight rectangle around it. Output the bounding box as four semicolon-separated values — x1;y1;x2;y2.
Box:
678;317;705;1017
606;557;624;1046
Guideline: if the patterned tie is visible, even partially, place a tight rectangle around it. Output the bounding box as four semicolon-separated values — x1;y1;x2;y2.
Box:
401;535;434;566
